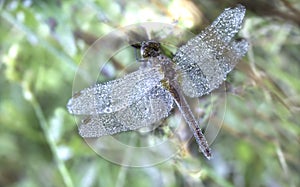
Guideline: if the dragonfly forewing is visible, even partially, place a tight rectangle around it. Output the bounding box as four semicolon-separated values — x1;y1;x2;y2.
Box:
67;66;164;115
78;84;174;137
210;4;246;44
173;5;248;98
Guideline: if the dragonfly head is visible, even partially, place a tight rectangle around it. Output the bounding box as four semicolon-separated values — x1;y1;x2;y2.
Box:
140;40;161;58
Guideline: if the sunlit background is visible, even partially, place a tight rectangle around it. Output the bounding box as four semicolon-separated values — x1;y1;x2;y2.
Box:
1;0;300;186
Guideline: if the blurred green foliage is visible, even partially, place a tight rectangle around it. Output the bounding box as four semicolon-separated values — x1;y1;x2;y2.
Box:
1;0;300;187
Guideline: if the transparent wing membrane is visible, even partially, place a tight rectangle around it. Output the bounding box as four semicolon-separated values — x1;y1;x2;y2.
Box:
67;66;164;115
78;85;174;137
174;5;248;97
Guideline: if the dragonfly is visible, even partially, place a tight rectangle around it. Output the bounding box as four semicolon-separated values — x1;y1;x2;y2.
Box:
67;4;248;159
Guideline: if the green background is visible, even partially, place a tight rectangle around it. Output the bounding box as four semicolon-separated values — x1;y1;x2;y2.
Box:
1;0;300;186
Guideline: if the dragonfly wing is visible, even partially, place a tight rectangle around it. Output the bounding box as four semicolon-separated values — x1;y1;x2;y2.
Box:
210;4;247;44
78;84;174;137
173;5;248;98
67;66;164;115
